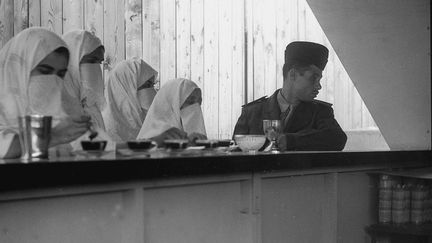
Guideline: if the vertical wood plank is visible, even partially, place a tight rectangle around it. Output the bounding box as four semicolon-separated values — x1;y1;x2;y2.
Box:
103;0;125;71
275;0;298;89
142;0;160;83
14;0;29;35
63;0;83;32
29;0;41;27
298;0;307;40
352;83;363;129
176;0;191;79
340;59;350;129
245;0;254;102
0;0;14;49
84;0;104;40
41;0;63;35
252;0;264;99
333;57;344;129
203;0;219;139
322;35;335;104
362;102;376;128
361;103;369;127
125;0;143;59
252;0;277;99
304;1;321;43
262;0;277;96
345;70;353;129
231;0;245;135
218;0;233;139
159;0;176;85
190;0;204;89
142;0;152;61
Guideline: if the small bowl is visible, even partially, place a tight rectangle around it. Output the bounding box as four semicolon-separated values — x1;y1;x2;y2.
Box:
233;135;266;152
164;139;189;149
127;140;157;150
195;139;219;148
81;140;107;151
217;139;234;147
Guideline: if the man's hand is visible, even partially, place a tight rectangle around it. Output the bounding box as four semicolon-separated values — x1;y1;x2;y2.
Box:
276;134;287;151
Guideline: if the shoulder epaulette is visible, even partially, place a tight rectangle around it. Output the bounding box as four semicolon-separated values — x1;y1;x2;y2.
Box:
242;96;267;108
313;99;333;107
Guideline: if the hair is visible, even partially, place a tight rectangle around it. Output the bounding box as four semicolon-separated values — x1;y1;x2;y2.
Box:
53;47;70;61
282;62;311;80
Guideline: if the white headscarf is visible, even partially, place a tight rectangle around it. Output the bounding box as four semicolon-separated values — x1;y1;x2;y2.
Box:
62;30;105;129
62;30;117;151
103;58;158;143
137;78;206;139
0;27;68;157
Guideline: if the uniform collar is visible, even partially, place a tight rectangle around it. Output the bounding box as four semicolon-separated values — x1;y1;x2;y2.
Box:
264;90;315;131
277;90;299;113
263;90;282;120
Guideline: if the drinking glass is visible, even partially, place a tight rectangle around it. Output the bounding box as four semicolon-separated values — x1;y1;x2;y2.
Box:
18;115;52;159
263;120;281;152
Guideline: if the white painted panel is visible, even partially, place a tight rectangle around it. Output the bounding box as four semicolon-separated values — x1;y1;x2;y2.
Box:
0;192;125;243
336;172;376;243
261;174;337;243
143;181;253;243
307;0;431;150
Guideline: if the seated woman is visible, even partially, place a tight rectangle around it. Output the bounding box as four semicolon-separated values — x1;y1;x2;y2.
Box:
62;29;105;129
62;30;114;150
103;58;158;143
0;27;90;159
136;78;207;146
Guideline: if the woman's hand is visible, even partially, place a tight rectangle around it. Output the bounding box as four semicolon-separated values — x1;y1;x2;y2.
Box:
188;133;207;144
161;127;188;139
151;127;188;146
50;115;91;147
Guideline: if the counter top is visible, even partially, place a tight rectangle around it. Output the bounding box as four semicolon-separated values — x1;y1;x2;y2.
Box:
0;150;431;191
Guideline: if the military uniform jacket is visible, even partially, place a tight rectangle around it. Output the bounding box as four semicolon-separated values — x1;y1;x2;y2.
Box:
233;89;347;151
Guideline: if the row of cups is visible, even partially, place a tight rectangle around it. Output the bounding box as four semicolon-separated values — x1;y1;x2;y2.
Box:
84;135;265;152
18;115;270;159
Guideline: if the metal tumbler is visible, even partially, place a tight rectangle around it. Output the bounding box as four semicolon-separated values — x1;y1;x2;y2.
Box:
18;115;52;159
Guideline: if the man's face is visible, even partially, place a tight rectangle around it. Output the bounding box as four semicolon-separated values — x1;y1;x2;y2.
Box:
292;65;323;102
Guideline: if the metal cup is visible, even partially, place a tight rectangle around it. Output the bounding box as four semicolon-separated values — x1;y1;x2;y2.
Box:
18;115;52;159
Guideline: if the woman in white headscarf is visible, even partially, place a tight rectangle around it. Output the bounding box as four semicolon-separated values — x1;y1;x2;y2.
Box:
62;30;115;150
103;58;158;143
0;27;90;159
62;30;105;129
137;78;207;145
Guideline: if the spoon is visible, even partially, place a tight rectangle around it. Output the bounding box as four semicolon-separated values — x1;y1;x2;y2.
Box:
82;100;98;141
88;124;98;141
89;130;98;141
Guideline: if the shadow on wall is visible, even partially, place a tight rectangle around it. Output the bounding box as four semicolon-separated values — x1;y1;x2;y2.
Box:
343;128;390;151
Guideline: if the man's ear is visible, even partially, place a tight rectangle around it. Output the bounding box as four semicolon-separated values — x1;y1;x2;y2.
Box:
288;68;296;81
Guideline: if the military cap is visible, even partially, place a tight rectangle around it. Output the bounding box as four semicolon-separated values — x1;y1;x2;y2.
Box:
284;41;329;70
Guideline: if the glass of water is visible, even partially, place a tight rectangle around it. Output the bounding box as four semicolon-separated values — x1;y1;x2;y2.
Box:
263;120;281;152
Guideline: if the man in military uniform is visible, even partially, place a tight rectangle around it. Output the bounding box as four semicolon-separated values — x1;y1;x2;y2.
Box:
233;41;347;151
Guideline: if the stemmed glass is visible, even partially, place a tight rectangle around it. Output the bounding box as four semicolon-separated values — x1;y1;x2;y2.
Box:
263;120;281;152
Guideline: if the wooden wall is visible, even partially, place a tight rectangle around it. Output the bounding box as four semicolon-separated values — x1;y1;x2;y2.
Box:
0;0;377;139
